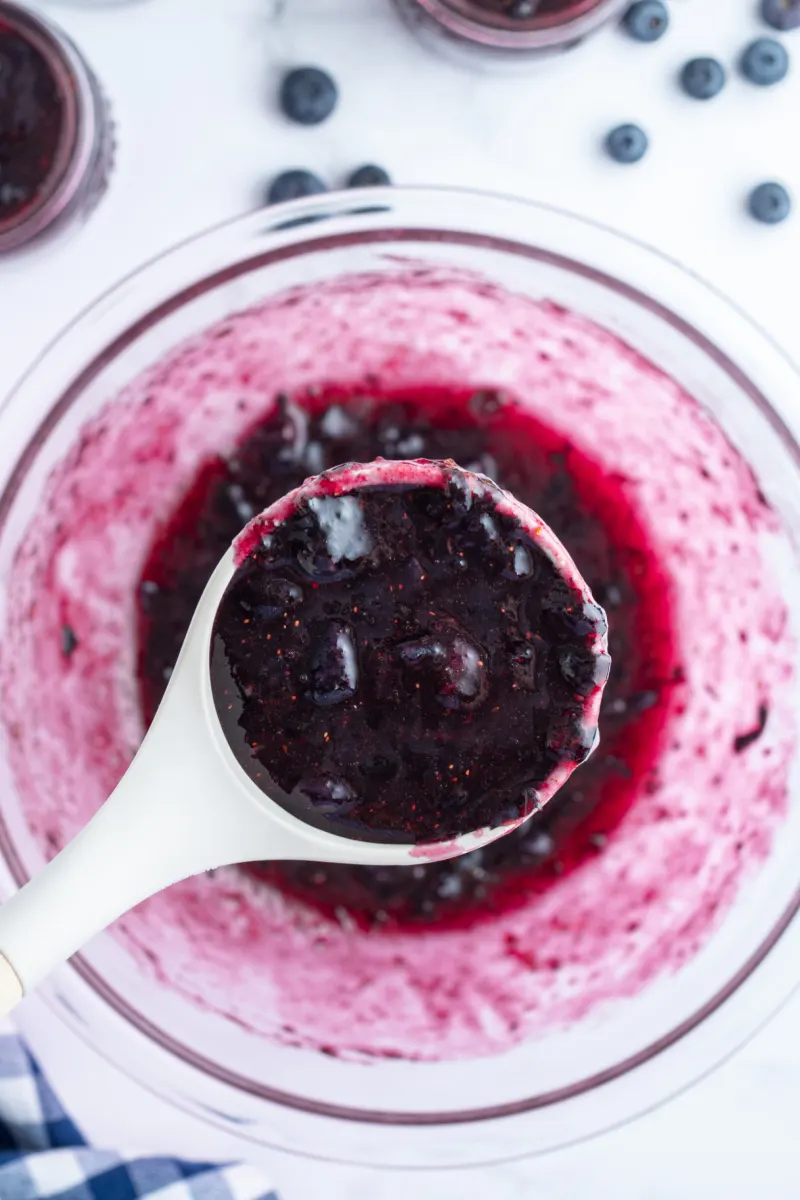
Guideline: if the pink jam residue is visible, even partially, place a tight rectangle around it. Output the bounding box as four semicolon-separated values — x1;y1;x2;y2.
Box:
0;268;794;1061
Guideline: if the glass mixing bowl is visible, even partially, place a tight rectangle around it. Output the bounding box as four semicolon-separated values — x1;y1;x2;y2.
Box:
1;189;800;1170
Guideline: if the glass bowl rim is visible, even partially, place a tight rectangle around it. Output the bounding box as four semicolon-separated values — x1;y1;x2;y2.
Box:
2;185;800;1134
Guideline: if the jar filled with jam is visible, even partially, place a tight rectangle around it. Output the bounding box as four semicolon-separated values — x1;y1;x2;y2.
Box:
0;1;113;253
394;0;629;68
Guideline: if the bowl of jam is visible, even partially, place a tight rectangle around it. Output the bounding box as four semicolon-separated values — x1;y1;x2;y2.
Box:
0;189;799;1168
0;1;112;253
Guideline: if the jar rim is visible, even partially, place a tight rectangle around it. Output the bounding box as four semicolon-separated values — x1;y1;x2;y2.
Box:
400;0;628;50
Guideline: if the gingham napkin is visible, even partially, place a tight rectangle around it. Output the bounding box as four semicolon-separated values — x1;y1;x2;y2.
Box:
0;1019;277;1200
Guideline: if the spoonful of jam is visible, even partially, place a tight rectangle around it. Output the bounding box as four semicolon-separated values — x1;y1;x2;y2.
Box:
0;457;610;1013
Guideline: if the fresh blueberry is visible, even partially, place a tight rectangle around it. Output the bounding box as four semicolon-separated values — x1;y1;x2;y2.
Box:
748;181;792;224
679;56;726;99
761;0;800;31
292;776;357;817
347;164;392;188
605;123;649;164
267;170;327;205
740;37;789;86
623;1;669;42
279;67;338;126
506;0;539;16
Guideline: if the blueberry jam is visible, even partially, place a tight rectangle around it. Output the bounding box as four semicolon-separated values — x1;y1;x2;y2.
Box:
210;459;609;844
459;0;608;22
139;388;672;924
0;17;65;225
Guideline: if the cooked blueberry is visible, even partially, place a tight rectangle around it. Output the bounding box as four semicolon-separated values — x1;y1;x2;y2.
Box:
436;872;463;900
748;181;792;224
489;801;526;827
225;482;254;524
347;164;391;188
594;581;623;609
504;540;534;579
761;0;800;30
547;711;597;762
395;432;426;456
680;57;726;99
740;37;789;86
520;829;554;860
250;578;304;621
551;597;608;640
628;688;659;712
279;66;338;125
469;389;507;420
0;182;31;210
520;785;544;816
267;170;327;205
605;123;649;164
397;630;488;712
139;580;160;613
319;405;361;440
268;393;310;468
558;646;612;696
623;1;669;42
308;621;358;706
506;0;539;15
477;511;501;546
293;776;357;815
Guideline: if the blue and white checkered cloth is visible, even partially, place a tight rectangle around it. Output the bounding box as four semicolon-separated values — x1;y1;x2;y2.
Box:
0;1019;277;1200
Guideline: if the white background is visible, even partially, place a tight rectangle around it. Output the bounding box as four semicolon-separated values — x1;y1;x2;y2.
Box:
2;0;800;1196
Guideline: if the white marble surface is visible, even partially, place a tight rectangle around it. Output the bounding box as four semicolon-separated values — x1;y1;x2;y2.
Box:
2;0;800;1196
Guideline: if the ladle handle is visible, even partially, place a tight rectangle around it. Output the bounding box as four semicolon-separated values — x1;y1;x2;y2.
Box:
0;653;283;1015
0;955;22;1013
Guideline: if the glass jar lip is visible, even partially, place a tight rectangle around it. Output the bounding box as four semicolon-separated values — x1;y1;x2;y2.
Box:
406;0;628;49
0;1;100;253
1;188;800;1149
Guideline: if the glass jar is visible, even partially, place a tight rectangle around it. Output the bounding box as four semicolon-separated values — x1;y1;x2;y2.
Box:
0;0;113;254
393;0;630;69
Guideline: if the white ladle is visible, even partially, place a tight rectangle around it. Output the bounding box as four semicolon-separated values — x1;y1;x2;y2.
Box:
0;459;607;1015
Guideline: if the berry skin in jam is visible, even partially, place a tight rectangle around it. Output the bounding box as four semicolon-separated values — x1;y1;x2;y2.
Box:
211;458;610;844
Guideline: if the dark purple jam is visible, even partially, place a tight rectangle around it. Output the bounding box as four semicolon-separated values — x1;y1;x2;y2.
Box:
0;17;65;225
210;461;609;843
138;388;673;924
444;0;609;27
